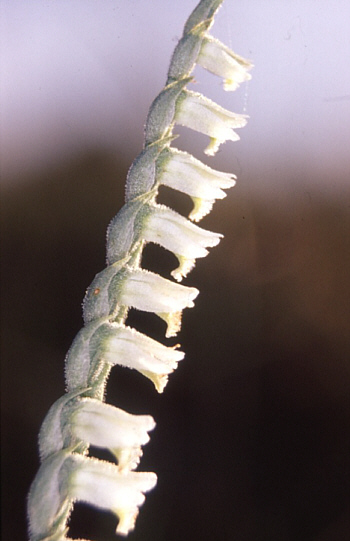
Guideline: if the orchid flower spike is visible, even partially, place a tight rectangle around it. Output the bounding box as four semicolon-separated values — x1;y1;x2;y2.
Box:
27;1;252;539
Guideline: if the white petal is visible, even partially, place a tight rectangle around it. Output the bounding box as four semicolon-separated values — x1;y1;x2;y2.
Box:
175;90;247;155
119;270;199;337
198;36;253;91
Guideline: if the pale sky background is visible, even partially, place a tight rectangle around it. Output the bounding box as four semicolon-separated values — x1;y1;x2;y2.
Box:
1;0;350;195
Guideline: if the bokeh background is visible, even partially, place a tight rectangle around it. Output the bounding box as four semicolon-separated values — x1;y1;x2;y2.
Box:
1;1;350;540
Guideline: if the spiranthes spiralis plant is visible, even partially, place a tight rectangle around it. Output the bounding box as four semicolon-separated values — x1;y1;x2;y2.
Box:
27;0;253;539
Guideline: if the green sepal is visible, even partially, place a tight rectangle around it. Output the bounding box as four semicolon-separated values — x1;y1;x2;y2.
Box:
27;449;73;541
125;137;175;202
38;389;90;461
106;198;152;265
167;33;203;83
65;318;107;392
82;264;127;324
183;0;224;35
145;78;191;146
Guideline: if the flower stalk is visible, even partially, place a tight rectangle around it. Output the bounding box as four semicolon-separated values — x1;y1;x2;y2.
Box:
27;0;252;539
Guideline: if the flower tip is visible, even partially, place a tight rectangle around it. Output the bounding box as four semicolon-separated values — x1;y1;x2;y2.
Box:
159;311;182;337
140;370;169;393
204;131;240;156
114;471;157;535
188;197;214;222
223;72;252;92
116;508;140;536
171;256;196;282
223;79;240;92
115;447;144;472
155;375;169;393
203;138;220;156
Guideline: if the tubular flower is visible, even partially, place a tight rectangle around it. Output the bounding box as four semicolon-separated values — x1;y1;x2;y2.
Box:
143;204;222;280
118;268;199;336
38;392;155;471
157;148;236;221
175;89;248;155
198;36;253;91
68;456;157;536
89;323;185;392
28;451;157;540
106;198;222;279
70;399;156;470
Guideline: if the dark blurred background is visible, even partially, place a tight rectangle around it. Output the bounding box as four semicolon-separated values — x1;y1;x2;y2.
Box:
1;1;350;540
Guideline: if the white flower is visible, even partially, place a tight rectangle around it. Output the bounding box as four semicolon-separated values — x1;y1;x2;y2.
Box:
70;398;155;470
65;321;185;394
143;204;222;280
175;89;247;155
158;148;236;221
106;199;222;279
69;455;157;536
119;268;199;336
198;36;253;91
28;451;156;539
93;323;185;392
39;391;155;470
